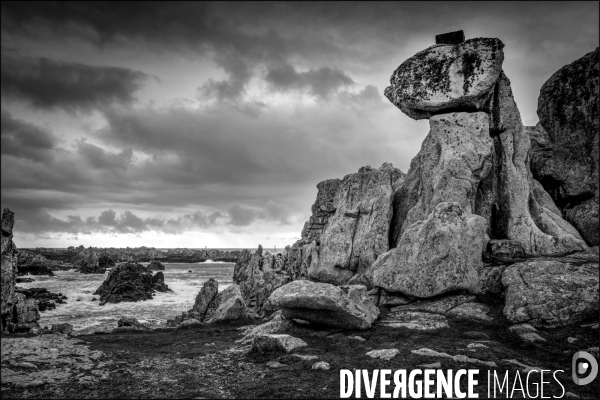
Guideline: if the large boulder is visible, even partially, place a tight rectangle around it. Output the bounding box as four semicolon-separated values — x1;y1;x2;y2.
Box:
385;37;504;120
370;202;487;298
93;262;171;305
268;280;379;330
208;284;247;323
502;259;599;328
532;47;599;246
311;163;404;285
251;334;307;354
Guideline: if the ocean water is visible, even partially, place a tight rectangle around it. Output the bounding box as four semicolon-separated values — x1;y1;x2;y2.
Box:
17;261;235;335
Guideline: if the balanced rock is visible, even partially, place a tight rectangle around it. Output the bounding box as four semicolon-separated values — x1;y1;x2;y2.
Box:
387;39;587;256
370;202;487;298
93;262;170;304
268;280;379;330
534;47;599;245
502;259;599;328
311;163;404;285
208;284;247;323
385;37;504;120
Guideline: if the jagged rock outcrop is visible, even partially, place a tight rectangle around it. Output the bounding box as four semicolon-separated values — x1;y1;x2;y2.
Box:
93;262;171;305
167;278;223;327
370;202;487;297
233;243;317;318
301;179;341;242
1;209;41;333
1;209;17;320
15;287;67;312
16;250;74;275
310;163;404;285
502;258;599;328
208;284;247;323
147;260;166;271
268;280;379;330
530;47;599;246
190;278;220;321
385;38;505;119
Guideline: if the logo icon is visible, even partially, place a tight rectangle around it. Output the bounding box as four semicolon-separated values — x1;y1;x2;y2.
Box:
572;351;598;385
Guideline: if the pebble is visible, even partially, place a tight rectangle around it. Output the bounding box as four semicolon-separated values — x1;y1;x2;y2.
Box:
312;361;330;371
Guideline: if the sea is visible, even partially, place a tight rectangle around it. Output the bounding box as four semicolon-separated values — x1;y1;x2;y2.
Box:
16;248;281;335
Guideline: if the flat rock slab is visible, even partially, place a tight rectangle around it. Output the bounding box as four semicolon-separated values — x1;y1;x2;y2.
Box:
251;334;307;354
377;311;449;330
0;333;110;387
411;348;497;368
385;37;504;120
508;323;546;343
269;280;379;330
366;349;400;361
502;260;599;328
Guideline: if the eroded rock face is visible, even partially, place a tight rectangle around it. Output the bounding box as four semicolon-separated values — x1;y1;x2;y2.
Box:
385;38;504;120
233;246;300;318
268;280;379;330
370;202;487;298
481;73;588;254
390;112;493;244
1;208;41;333
93;262;170;305
502;259;599;328
301;179;341;242
1;209;17;318
533;48;599;246
311;163;403;285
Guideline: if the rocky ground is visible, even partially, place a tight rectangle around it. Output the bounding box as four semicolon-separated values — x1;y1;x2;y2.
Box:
2;314;598;399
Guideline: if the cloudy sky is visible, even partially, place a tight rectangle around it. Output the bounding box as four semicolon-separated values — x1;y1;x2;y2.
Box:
1;2;598;249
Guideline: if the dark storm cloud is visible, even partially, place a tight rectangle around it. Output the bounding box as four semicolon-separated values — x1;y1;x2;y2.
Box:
265;64;354;99
77;140;134;171
1;55;151;112
1;110;57;162
228;205;259;227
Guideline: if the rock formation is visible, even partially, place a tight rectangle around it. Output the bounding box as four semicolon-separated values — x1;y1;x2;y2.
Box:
208;284;247;323
147;260;166;271
529;47;599;246
16;250;75;275
369;202;487;298
268;280;379;330
1;209;41;333
93;262;171;305
311;163;403;285
502;259;599;328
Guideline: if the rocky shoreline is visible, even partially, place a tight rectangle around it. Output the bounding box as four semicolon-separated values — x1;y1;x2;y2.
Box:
2;31;599;398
